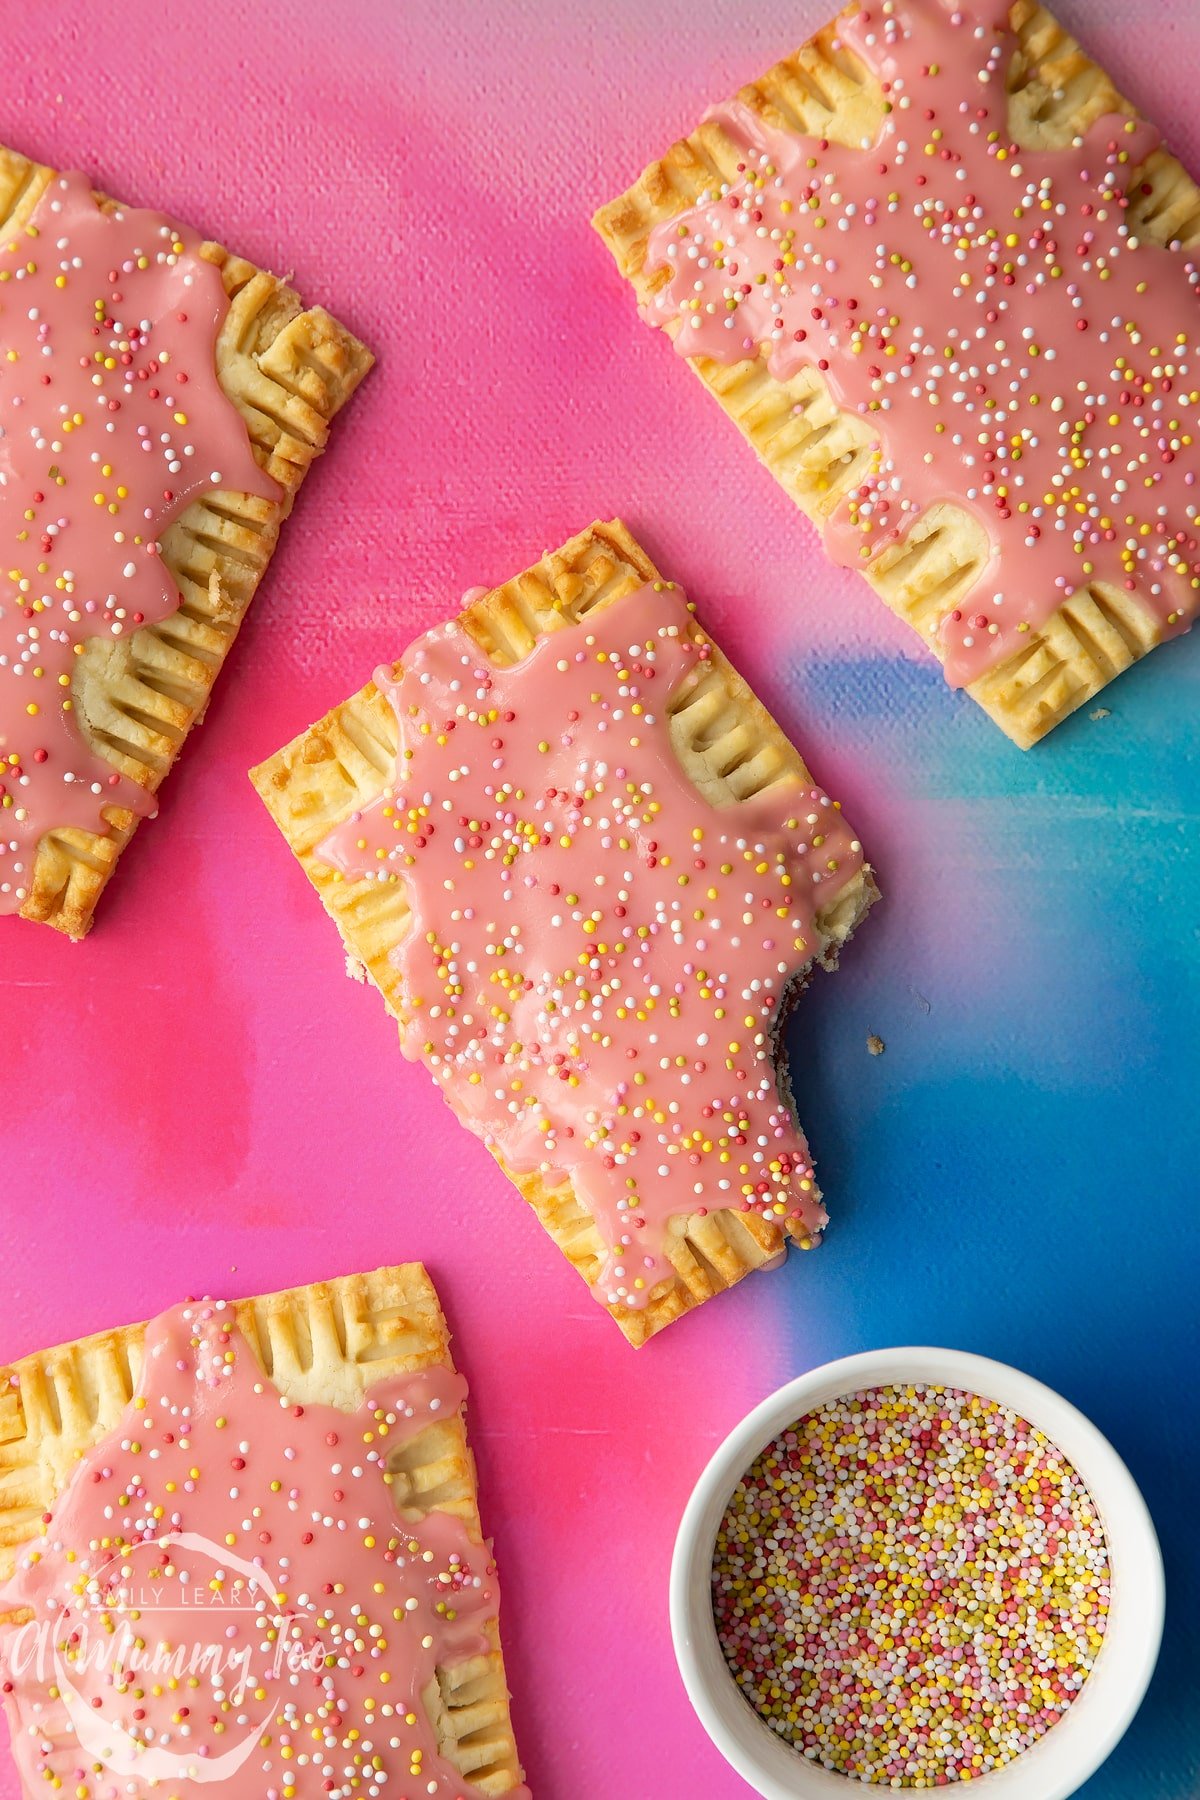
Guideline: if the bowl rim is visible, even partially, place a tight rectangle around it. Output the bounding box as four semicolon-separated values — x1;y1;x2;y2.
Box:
670;1345;1164;1800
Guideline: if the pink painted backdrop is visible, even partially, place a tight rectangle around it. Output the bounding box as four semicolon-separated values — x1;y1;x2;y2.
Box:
3;1;1199;1796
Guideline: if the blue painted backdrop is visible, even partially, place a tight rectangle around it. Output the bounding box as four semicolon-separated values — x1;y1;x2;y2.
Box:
779;642;1198;1798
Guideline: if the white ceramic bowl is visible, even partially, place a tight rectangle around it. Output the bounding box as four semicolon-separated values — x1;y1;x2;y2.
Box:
671;1347;1163;1800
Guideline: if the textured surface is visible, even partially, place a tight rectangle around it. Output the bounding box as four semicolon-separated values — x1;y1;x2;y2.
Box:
0;0;1197;1796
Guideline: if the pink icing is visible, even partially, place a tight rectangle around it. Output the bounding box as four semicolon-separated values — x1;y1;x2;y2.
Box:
0;1300;525;1800
318;582;864;1309
0;172;278;913
644;0;1200;687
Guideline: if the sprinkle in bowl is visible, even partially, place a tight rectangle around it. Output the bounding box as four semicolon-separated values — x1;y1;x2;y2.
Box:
671;1348;1163;1799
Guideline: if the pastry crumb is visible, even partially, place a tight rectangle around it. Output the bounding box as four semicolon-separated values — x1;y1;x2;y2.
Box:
1090;707;1110;721
867;1034;885;1057
345;955;367;984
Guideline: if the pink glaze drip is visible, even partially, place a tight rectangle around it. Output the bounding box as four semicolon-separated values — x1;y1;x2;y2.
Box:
0;1301;524;1800
318;583;864;1309
0;173;278;912
644;0;1200;687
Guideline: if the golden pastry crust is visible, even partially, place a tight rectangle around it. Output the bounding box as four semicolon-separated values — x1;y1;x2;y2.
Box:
0;1265;525;1797
0;145;374;937
593;2;1200;748
251;519;878;1344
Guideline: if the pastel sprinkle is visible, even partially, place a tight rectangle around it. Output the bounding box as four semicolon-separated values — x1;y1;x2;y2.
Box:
712;1383;1110;1784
